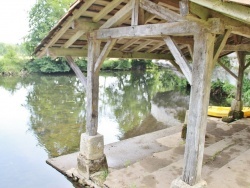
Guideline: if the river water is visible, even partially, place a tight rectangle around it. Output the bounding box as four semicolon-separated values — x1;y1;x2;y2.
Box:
0;69;220;187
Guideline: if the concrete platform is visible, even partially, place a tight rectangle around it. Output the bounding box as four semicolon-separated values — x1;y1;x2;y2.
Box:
46;118;250;188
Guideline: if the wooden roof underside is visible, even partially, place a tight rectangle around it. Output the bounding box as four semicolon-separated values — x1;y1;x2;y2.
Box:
35;0;250;61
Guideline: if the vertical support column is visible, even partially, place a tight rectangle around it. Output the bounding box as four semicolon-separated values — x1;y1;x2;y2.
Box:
77;37;108;178
229;52;245;119
171;31;215;187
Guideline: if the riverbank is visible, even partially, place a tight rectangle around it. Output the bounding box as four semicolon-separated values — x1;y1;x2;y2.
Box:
47;117;250;188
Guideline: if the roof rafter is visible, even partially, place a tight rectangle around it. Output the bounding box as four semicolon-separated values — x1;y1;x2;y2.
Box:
48;47;174;60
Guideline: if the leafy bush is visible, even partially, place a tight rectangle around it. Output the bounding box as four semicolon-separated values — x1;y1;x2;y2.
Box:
131;59;156;70
210;79;235;106
101;59;131;70
26;57;70;73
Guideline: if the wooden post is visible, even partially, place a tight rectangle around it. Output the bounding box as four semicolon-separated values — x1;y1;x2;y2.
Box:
86;37;101;136
236;52;245;102
182;31;215;185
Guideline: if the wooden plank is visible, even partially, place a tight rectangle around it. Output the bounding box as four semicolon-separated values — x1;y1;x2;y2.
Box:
63;30;85;48
223;0;250;5
92;0;124;22
146;42;165;53
94;39;117;72
95;21;200;39
182;32;215;185
37;0;97;57
190;2;210;20
189;0;250;25
224;44;250;51
65;56;87;89
164;36;192;84
213;29;231;66
100;1;133;29
132;40;152;52
86;39;100;136
118;39;140;51
131;0;139;26
140;0;182;22
47;47;174;60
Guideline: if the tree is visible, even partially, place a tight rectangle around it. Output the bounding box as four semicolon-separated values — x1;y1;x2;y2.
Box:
25;0;72;54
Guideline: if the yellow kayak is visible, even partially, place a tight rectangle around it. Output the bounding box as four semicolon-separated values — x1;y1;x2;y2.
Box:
208;106;250;118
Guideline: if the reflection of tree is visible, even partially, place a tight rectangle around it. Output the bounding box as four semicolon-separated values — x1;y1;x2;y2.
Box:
0;76;30;94
102;69;189;140
103;70;164;139
25;75;86;157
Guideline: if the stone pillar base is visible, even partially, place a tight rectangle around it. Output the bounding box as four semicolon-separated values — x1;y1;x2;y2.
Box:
77;153;108;178
77;133;108;178
171;177;207;188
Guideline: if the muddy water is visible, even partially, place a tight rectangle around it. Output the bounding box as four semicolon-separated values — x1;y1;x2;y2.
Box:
0;70;189;187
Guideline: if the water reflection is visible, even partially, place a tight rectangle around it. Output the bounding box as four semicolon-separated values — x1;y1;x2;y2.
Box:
23;70;189;158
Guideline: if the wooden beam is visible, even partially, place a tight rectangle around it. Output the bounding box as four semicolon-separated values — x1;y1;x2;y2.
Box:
132;40;152;52
95;21;200;39
230;26;250;38
164;36;192;84
140;0;182;22
179;0;189;17
48;47;174;60
218;60;238;79
213;29;231;66
131;0;139;26
138;8;145;25
92;0;124;22
146;42;165;53
65;56;87;89
100;0;133;29
182;32;215;185
235;52;245;102
223;0;250;5
190;2;210;20
37;0;97;57
118;39;140;51
86;38;100;136
244;61;250;70
190;0;250;25
94;39;117;72
63;30;85;48
224;44;250;51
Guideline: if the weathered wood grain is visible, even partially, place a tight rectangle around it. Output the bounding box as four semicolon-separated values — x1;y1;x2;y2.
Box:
182;31;215;185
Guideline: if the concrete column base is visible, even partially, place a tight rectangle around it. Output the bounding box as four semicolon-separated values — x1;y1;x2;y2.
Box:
77;153;108;178
171;177;207;188
77;133;108;178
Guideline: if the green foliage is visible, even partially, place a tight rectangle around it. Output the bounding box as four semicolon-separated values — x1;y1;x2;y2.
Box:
159;69;187;91
0;44;26;75
101;59;131;70
210;79;235;106
75;58;88;72
26;57;70;73
243;77;250;106
219;56;231;68
25;0;72;54
131;59;156;70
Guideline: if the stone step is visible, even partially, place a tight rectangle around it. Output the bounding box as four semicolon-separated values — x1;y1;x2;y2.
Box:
202;127;250;178
105;125;183;169
104;123;250;188
204;147;250;188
